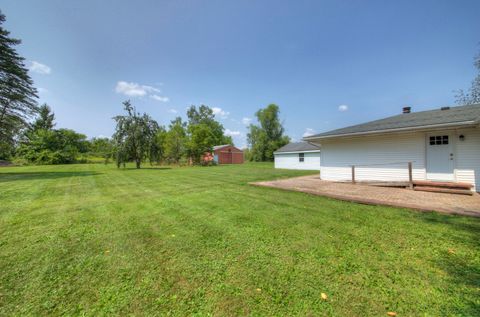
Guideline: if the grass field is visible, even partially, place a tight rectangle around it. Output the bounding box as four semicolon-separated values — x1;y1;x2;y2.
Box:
0;163;479;316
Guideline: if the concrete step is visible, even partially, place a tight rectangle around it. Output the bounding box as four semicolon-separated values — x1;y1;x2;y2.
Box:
413;180;473;190
413;186;473;195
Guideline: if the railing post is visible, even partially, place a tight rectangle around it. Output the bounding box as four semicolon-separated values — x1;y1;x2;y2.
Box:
408;162;413;189
351;165;356;184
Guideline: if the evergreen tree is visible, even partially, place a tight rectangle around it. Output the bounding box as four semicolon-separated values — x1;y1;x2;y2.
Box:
0;11;38;144
31;104;55;131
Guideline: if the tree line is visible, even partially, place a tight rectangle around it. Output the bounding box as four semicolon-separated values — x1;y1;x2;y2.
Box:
3;97;291;168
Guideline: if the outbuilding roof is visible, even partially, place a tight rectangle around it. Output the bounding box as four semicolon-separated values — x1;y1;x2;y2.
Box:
213;144;231;151
274;142;320;153
304;103;480;140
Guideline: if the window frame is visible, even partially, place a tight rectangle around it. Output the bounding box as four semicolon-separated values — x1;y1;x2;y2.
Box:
429;135;449;146
298;153;305;163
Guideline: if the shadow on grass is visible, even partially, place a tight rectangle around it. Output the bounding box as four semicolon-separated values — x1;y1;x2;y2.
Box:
120;167;172;170
418;213;480;315
0;171;101;182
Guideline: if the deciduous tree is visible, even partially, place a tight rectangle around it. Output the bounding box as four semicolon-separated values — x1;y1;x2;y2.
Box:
164;117;187;164
17;128;88;164
247;104;290;161
456;49;480;105
186;105;232;163
112;100;159;168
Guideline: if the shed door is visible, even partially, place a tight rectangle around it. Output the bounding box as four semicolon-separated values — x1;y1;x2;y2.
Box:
426;133;454;181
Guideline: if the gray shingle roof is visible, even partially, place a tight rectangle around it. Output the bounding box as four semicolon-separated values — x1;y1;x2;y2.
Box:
304;103;480;140
275;142;320;153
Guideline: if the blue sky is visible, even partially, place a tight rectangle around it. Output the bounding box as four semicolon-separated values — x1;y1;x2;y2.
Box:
2;0;480;147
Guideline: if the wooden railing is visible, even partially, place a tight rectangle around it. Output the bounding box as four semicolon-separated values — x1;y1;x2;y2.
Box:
351;161;414;189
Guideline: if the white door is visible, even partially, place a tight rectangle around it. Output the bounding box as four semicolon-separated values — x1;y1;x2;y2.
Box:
426;133;455;181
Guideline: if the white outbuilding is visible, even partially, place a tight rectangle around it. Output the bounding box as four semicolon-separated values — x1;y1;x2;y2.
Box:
274;142;320;170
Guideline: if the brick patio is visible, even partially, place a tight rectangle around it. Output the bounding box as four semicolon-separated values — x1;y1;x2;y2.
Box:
251;175;480;217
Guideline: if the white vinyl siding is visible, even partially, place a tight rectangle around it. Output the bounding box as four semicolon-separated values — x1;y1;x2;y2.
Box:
274;152;320;170
314;128;480;191
316;132;426;182
455;128;480;191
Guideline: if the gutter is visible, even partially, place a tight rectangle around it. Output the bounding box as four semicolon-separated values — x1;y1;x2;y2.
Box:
303;120;478;141
274;150;321;155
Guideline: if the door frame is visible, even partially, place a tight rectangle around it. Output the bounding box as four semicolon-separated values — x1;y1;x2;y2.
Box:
425;131;456;181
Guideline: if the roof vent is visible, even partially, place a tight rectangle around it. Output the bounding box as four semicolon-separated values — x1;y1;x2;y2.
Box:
402;106;411;114
441;106;450;111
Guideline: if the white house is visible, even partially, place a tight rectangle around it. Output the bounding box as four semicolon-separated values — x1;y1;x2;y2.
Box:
274;142;320;170
303;104;480;192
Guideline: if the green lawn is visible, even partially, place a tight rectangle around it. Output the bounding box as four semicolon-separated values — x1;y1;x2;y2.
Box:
0;163;478;316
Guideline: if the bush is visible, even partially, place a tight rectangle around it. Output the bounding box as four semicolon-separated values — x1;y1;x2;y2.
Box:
16;129;87;165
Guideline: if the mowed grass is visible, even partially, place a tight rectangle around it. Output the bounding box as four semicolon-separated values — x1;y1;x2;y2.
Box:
0;163;479;316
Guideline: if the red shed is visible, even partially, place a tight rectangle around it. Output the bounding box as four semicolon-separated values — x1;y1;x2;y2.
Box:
211;145;244;164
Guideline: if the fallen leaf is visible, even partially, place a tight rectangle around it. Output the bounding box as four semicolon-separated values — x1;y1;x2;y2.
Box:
105;250;110;254
321;293;328;300
448;249;455;254
387;312;397;316
255;288;262;293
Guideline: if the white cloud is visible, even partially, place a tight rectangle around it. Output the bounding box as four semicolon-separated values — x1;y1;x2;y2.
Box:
168;108;178;114
29;61;51;74
224;129;241;136
212;107;229;118
37;87;48;94
151;94;169;102
241;117;252;125
302;128;316;137
338;104;349;112
115;81;160;97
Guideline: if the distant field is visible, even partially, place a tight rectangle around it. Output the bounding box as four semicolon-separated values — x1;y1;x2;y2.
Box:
0;163;478;316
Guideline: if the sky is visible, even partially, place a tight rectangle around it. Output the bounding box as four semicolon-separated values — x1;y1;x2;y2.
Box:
2;0;480;147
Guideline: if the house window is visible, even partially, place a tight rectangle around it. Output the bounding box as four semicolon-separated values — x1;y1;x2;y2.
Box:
429;135;449;145
299;153;304;162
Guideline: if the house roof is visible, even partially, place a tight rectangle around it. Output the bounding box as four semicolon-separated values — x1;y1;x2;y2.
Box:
274;142;320;153
304;103;480;140
213;144;231;151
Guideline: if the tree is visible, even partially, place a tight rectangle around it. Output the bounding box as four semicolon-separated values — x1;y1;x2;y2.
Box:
456;49;480;105
16;128;88;164
31;104;55;131
0;120;21;160
186;105;232;163
89;137;114;163
247;104;290;161
150;126;167;164
112;100;159;169
164;117;187;164
0;12;38;146
187;123;217;164
16;104;88;164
